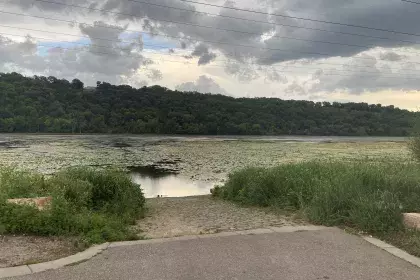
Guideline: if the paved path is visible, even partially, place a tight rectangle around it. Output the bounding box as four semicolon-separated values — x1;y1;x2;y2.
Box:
8;228;420;280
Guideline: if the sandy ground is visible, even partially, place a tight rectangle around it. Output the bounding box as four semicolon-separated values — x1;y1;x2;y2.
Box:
0;235;78;268
139;195;302;238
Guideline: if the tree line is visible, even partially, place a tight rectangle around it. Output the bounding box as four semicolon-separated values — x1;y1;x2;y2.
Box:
0;72;416;136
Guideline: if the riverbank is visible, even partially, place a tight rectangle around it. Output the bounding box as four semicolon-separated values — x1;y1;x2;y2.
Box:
0;236;79;268
1;195;300;268
138;196;301;238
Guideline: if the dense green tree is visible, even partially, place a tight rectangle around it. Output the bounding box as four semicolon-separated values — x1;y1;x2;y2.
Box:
0;72;416;136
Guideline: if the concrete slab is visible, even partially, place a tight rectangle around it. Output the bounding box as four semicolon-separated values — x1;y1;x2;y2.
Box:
270;225;328;233
197;231;240;239
109;235;199;248
8;228;420;280
236;228;274;235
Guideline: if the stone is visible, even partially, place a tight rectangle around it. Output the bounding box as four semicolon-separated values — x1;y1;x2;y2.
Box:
403;213;420;230
6;197;52;210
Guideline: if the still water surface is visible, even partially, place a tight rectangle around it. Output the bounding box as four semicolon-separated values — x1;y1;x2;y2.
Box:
0;134;407;198
131;172;214;198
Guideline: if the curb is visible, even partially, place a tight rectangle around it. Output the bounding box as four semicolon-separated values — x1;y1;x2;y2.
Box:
363;236;420;268
0;243;109;279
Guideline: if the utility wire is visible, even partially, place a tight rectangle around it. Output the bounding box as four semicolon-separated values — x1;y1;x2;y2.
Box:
3;9;420;59
401;0;420;4
163;0;420;37
4;35;419;80
0;1;418;80
0;8;408;64
32;0;420;47
3;30;417;78
2;24;420;76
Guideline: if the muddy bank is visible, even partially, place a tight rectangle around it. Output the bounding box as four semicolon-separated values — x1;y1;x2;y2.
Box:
138;196;303;238
0;235;80;268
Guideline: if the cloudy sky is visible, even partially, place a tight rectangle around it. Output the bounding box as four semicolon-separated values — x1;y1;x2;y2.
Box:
1;0;420;109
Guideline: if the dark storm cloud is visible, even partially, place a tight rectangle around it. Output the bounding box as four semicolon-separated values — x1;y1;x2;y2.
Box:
191;43;216;65
97;0;420;64
4;0;420;94
7;0;98;12
7;0;420;64
257;0;420;63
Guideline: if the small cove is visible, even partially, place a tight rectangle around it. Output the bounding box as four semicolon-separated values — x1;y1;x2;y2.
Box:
130;167;215;198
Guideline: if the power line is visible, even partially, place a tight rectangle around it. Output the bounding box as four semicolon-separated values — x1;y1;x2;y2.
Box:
4;8;420;59
2;11;420;75
6;31;418;78
0;2;418;79
2;22;420;76
0;9;407;64
3;35;419;81
165;0;420;37
32;0;420;47
401;0;420;4
85;0;420;55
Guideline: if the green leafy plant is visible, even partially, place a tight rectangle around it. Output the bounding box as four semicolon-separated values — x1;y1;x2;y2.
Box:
0;167;145;244
215;161;420;235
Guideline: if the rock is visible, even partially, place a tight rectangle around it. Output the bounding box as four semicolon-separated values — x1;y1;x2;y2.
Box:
6;197;52;211
403;213;420;230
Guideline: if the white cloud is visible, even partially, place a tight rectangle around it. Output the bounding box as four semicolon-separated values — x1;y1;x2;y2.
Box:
0;0;419;108
176;75;227;94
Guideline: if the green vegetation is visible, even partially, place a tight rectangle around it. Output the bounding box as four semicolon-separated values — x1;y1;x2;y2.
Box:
0;72;417;135
213;161;420;255
0;167;145;244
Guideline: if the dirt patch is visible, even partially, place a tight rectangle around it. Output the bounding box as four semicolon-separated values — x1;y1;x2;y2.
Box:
138;196;303;238
0;235;80;268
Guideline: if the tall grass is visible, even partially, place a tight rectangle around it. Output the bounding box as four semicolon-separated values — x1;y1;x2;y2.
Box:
0;167;145;244
214;161;420;234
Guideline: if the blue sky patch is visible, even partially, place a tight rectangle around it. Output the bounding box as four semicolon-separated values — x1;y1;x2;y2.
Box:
36;32;179;56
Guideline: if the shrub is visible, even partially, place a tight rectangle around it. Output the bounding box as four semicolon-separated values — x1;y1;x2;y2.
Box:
0;167;47;198
349;191;403;233
52;168;145;220
215;161;420;234
408;136;420;162
0;167;145;244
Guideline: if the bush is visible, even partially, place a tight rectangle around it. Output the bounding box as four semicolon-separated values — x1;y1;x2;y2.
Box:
0;167;145;244
408;136;420;162
214;161;420;234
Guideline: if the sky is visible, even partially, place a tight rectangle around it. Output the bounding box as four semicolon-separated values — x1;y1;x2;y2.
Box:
0;0;420;110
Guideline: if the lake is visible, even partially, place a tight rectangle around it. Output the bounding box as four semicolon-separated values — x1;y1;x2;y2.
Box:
0;134;410;197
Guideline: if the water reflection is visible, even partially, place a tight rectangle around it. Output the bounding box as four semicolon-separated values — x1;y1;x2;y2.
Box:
131;172;214;198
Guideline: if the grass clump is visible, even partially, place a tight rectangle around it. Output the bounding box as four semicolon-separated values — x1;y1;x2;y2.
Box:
214;161;420;235
0;167;145;244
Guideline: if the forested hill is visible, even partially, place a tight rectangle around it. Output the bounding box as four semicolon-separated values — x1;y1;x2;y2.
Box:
0;72;416;136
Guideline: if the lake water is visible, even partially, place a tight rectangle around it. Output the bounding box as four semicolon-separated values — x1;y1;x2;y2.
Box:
0;134;409;198
131;171;214;198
